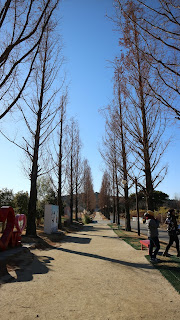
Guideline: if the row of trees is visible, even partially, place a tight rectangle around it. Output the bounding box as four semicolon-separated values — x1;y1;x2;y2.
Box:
0;1;96;236
99;0;180;230
99;178;171;219
48;116;96;226
0;157;96;224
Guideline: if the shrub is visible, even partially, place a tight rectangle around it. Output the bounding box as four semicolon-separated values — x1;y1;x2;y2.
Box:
82;214;92;224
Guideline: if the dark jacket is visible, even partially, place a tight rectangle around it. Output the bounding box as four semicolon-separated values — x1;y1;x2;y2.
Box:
146;218;159;238
165;215;178;236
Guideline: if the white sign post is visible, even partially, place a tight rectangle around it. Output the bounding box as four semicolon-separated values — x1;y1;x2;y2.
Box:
44;204;59;234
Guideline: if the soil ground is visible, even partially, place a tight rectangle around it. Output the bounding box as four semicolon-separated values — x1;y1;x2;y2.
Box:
0;212;180;320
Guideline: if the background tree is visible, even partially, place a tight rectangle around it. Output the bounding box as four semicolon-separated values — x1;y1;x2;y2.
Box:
36;176;57;219
82;159;96;213
99;171;111;219
0;188;14;207
100;111;121;225
74;127;83;221
65;118;81;223
13;191;29;215
50;94;68;228
115;0;180;119
100;70;131;229
0;0;60;120
129;190;169;211
22;17;63;236
114;1;168;211
57;95;67;227
114;63;131;230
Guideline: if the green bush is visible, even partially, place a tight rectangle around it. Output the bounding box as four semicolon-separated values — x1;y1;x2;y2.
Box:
82;214;92;224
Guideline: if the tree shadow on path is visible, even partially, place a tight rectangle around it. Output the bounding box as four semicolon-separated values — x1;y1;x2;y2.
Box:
0;247;54;286
56;247;153;270
61;235;91;244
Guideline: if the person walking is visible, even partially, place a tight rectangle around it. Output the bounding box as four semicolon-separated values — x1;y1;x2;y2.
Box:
163;209;180;257
144;210;160;263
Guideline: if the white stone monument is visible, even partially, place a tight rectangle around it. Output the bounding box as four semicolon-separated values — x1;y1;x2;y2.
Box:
44;204;59;234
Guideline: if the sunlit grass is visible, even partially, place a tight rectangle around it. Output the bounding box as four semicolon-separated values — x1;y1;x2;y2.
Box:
109;223;180;294
145;255;180;294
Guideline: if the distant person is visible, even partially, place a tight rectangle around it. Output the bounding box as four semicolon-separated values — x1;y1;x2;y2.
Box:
163;209;180;257
144;210;160;263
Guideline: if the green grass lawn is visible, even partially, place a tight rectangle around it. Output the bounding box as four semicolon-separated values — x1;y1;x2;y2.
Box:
109;224;144;250
145;255;180;294
109;223;180;294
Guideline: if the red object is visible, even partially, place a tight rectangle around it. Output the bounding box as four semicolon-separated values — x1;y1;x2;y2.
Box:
0;206;15;250
140;239;150;250
15;214;27;234
0;207;26;250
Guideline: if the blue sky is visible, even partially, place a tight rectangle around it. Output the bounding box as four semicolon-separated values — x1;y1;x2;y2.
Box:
0;0;180;200
60;0;118;192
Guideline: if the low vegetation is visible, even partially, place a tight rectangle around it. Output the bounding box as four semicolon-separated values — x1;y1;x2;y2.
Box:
109;223;180;294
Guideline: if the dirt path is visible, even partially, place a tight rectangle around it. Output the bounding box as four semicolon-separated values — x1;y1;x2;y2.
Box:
0;212;179;320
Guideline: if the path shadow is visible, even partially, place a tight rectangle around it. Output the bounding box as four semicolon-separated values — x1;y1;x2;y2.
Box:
56;247;153;270
82;225;110;232
0;231;91;286
62;235;91;244
0;247;54;286
80;233;118;240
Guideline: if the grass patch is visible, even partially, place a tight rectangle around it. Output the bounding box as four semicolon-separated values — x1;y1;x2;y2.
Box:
145;255;180;294
108;223;143;250
109;223;180;294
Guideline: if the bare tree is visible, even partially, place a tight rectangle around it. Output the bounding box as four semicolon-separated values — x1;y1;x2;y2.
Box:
114;2;168;210
23;20;63;236
47;93;69;228
74;127;83;221
100;116;121;225
99;171;111;219
114;63;131;230
66;118;81;223
57;94;68;228
115;0;180;119
0;0;60;120
100;77;131;229
82;159;96;213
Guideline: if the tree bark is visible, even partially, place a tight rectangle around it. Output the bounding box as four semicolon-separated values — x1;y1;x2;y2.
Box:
26;108;42;236
70;151;73;224
58;102;64;229
134;20;154;211
117;76;131;231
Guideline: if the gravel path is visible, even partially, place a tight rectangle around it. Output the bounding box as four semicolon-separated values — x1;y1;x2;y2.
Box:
0;212;179;320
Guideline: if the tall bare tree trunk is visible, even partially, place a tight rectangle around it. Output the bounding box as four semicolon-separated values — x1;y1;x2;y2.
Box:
134;24;154;211
75;181;78;221
26;107;42;236
58;99;66;229
117;76;131;230
115;165;120;225
26;35;46;236
70;149;73;224
112;165;116;224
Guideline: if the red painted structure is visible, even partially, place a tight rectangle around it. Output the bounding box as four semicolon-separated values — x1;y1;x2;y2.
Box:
140;239;150;250
0;206;26;251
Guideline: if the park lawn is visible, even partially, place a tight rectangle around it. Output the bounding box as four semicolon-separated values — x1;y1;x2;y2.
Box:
108;223;144;250
145;255;180;294
109;223;180;294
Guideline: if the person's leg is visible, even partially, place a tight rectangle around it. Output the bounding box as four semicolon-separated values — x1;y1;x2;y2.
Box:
163;235;174;255
174;234;179;255
153;237;160;258
149;238;154;259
